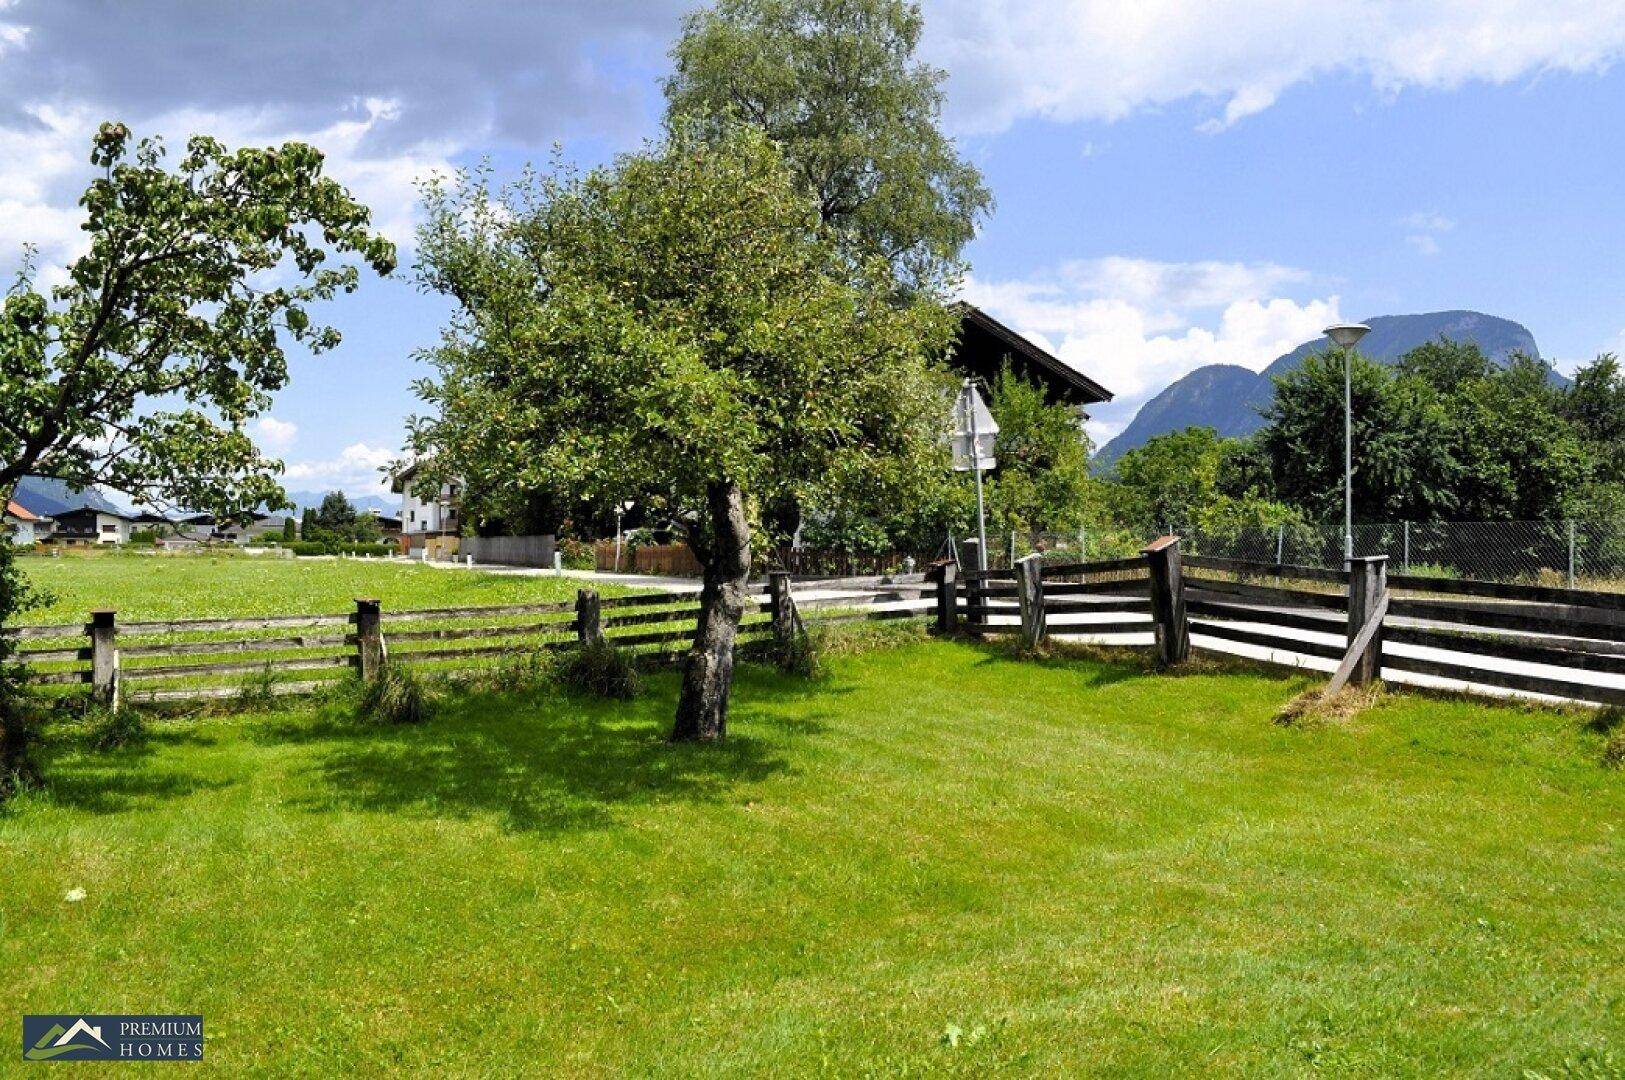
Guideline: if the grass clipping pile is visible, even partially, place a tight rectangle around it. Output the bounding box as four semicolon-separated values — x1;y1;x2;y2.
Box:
1275;683;1386;727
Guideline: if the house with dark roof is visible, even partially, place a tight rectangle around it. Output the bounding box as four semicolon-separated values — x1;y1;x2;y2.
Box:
49;506;139;545
949;303;1112;414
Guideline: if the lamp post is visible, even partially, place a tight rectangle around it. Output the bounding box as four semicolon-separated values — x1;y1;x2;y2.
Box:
1324;322;1371;564
952;378;999;572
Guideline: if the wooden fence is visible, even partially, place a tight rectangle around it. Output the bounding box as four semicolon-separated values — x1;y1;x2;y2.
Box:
12;573;942;707
957;538;1625;707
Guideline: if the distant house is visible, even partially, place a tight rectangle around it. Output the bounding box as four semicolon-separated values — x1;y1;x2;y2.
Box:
214;514;294;545
51;507;138;545
391;463;460;539
369;511;403;540
4;501;45;545
950;303;1113;415
131;511;175;534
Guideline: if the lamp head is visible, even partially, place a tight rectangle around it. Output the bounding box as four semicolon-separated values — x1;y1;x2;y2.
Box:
1324;323;1371;349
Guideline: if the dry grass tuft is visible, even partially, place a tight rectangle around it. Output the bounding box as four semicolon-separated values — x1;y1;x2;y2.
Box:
1275;682;1385;727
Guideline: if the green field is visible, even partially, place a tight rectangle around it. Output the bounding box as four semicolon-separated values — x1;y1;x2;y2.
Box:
2;640;1619;1074
16;550;624;625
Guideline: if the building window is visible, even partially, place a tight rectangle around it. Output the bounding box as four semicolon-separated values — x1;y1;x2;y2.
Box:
101;523;118;534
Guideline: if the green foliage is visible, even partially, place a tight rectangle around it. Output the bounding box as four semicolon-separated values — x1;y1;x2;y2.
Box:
0;544;41;804
767;628;826;679
85;702;146;751
1110;426;1302;536
282;517;298;543
664;0;991;295
982;362;1095;537
128;529;158;545
558;538;596;571
409;125;956;553
286;540;392;557
356;666;437;726
558;640;641;700
0;123;394;517
302;492;381;545
1260;342;1599;522
236;661;280;709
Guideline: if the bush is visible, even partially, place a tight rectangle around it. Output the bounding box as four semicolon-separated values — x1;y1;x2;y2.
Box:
0;696;43;803
236;661;280;708
559;537;596;570
286;540;393;557
559;639;640;699
357;666;436;725
128;529;158;545
767;627;825;680
85;702;146;750
467;649;556;697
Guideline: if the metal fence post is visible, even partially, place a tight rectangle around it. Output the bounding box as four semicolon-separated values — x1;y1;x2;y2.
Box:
576;588;603;646
1142;536;1189;666
1345;556;1388;687
1015;553;1046;650
1275;524;1285;565
1402;521;1410;573
935;560;959;635
354;598;386;683
89;609;119;710
1567;520;1576;588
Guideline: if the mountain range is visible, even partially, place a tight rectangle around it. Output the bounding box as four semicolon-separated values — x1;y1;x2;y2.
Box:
1093;310;1544;468
11;477;394;519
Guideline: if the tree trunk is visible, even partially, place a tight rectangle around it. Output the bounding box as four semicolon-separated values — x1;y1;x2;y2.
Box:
672;480;751;742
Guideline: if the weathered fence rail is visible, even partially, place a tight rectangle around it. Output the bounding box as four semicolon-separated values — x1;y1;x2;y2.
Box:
12;574;942;707
957;538;1624;707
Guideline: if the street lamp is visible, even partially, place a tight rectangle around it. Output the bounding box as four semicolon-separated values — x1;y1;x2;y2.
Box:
1324;322;1370;564
951;378;999;572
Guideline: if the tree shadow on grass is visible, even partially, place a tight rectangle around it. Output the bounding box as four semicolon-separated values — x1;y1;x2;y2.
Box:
961;637;1152;690
42;728;231;815
275;673;808;835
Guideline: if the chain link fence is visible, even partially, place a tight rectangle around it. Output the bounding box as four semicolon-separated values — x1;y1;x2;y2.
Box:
952;521;1623;588
1172;520;1624;588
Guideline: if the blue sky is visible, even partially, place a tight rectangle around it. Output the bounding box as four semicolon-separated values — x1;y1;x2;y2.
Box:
2;0;1623;495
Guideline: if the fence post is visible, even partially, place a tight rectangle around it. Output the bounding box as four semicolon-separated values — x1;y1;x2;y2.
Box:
354;598;386;683
769;571;795;645
1567;520;1576;588
1402;521;1410;573
1275;524;1285;565
1345;556;1388;687
89;609;118;710
935;560;959;635
1142;536;1189;666
1015;553;1046;650
576;588;603;646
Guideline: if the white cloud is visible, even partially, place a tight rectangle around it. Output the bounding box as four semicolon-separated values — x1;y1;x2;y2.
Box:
251;415;299;454
923;0;1625;133
282;442;396;497
1402;210;1453;256
962;257;1338;445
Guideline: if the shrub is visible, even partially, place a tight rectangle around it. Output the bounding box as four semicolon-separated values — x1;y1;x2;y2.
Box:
0;695;43;803
85;702;146;750
468;649;556;697
236;662;280;708
128;529;158;545
357;666;436;725
286;540;393;557
559;639;640;699
767;628;826;680
559;537;596;570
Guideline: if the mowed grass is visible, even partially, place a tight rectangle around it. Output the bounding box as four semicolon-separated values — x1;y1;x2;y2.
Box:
16;550;623;624
2;641;1621;1075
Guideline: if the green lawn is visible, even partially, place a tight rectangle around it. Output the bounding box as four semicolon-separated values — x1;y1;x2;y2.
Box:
16;550;624;625
2;640;1619;1074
